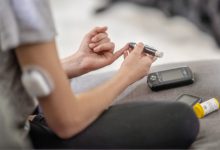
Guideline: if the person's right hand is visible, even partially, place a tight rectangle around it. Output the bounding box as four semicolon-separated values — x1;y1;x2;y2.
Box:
119;42;156;85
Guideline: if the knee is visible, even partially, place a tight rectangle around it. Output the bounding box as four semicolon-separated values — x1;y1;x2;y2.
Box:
170;102;200;148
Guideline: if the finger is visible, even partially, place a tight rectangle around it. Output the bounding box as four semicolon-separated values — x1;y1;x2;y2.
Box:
123;43;131;55
123;51;129;59
115;43;130;55
94;26;108;33
120;43;131;52
143;55;155;65
128;47;133;53
132;42;144;55
112;48;128;62
152;56;157;62
112;44;130;61
87;26;108;38
93;42;115;53
91;33;108;42
100;44;130;65
89;37;110;49
145;54;157;62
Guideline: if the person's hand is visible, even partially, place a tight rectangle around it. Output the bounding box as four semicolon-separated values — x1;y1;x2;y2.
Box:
62;26;125;78
78;26;124;71
118;42;156;85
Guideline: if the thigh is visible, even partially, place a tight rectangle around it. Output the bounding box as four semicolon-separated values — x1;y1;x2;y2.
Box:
29;102;199;149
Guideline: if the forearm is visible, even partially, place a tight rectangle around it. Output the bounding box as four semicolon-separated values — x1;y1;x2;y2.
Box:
40;69;130;139
75;71;130;124
16;40;134;139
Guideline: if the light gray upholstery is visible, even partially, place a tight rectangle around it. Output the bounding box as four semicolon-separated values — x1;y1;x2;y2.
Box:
71;59;220;149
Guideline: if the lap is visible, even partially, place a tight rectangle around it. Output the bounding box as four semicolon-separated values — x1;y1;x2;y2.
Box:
30;102;198;149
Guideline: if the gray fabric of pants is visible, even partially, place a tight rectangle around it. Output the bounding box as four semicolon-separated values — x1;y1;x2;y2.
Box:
71;59;220;149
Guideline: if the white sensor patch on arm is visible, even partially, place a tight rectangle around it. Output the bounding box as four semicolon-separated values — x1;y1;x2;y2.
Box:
21;66;54;98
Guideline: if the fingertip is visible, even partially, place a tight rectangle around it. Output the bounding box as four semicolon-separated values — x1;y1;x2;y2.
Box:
102;26;108;30
136;42;144;47
93;46;99;52
125;43;130;49
96;26;108;32
133;42;144;54
89;43;96;48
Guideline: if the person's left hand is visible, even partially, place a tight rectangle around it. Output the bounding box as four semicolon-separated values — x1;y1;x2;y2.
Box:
62;26;125;78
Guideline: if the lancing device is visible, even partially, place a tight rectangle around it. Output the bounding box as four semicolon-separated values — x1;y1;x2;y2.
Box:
129;42;164;58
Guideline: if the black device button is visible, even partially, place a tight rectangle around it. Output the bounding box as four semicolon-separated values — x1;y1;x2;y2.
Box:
149;75;157;81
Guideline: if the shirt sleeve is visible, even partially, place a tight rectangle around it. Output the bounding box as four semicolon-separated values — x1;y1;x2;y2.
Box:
0;0;56;51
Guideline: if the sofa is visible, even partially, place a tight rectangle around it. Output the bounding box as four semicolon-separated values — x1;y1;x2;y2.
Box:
71;59;220;149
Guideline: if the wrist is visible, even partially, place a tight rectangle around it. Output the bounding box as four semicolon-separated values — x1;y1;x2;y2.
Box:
61;52;86;78
117;67;139;86
114;69;132;88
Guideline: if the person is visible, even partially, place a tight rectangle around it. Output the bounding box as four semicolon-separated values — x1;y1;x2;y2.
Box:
0;0;199;149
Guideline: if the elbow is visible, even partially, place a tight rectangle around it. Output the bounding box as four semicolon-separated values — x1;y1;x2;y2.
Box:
51;117;86;139
54;127;75;139
54;128;76;139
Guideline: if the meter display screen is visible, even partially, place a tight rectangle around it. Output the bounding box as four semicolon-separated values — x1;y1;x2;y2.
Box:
161;69;184;81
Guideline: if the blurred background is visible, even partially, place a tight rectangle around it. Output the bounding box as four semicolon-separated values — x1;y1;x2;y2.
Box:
49;0;220;74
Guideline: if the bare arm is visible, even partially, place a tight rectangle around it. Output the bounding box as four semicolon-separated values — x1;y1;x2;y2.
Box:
16;40;129;139
16;40;154;139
